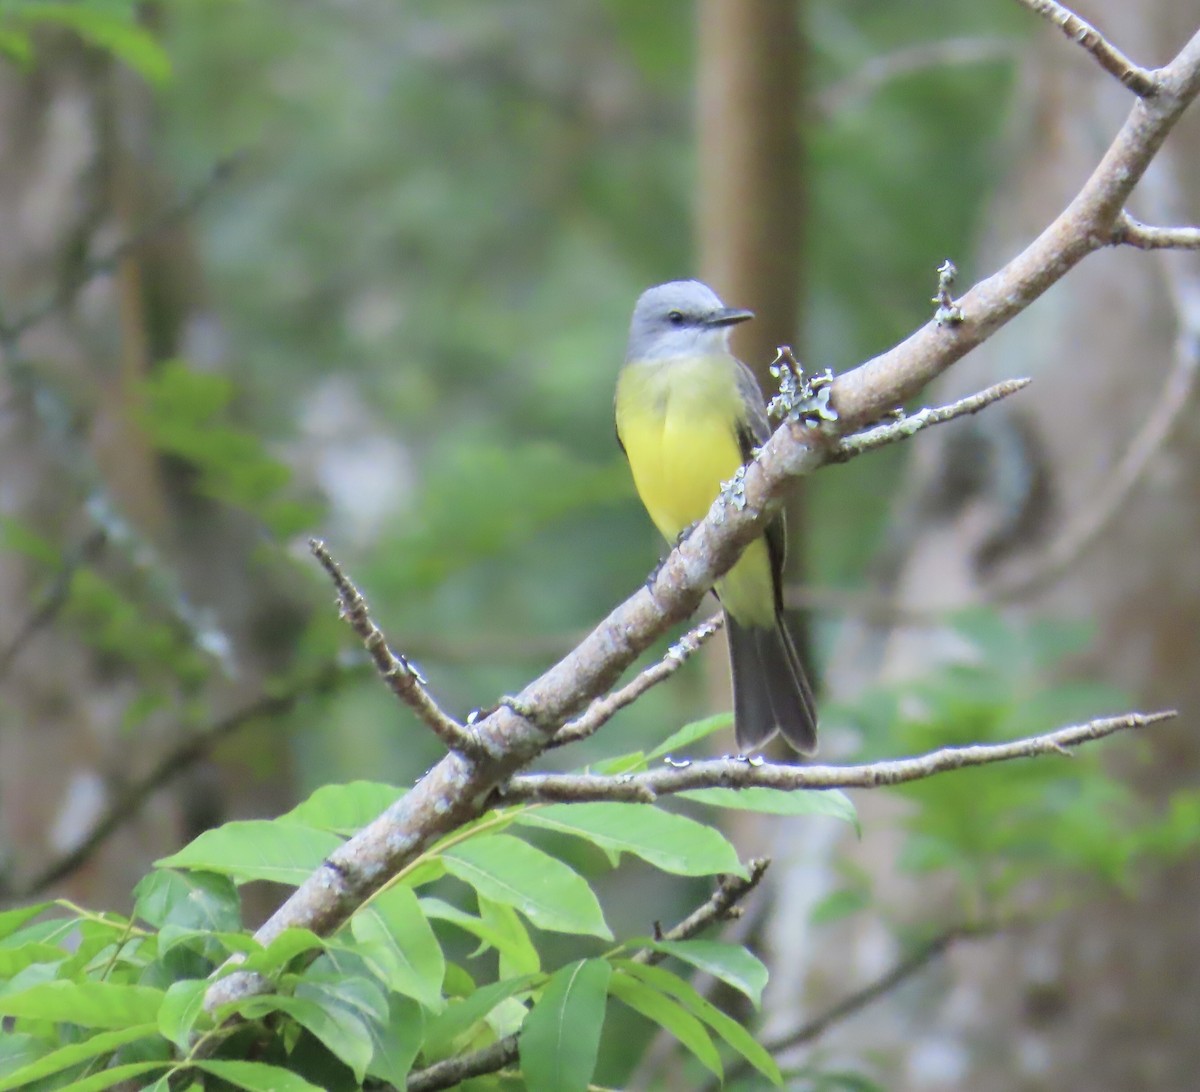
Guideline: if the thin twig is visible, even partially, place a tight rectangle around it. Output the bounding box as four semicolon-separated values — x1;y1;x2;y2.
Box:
710;921;1006;1089
626;863;772;1090
767;923;1000;1054
634;858;771;964
1010;0;1158;96
406;1036;514;1092
501;711;1176;804
204;30;1200;1017
406;860;770;1092
1111;213;1200;250
310;539;484;757
14;664;347;897
0;529;106;683
0;153;243;345
548;614;725;749
991;221;1200;599
830;378;1031;465
818;37;1020;116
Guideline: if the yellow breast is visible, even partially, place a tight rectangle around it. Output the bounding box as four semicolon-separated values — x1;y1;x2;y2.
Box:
616;353;776;626
615;354;745;541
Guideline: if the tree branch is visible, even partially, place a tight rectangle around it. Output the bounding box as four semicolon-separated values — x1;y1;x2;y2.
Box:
501;711;1176;805
0;153;243;347
818;37;1021;117
710;920;1008;1090
768;923;1000;1055
1010;0;1158;96
829;378;1031;465
831;29;1200;427
636;857;771;961
991;210;1200;599
203;29;1200;1015
1112;213;1200;250
547;614;725;749
310;539;485;758
539;374;1026;755
0;529;106;684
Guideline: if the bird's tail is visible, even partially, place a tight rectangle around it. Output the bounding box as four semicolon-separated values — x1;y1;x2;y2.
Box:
726;612;818;755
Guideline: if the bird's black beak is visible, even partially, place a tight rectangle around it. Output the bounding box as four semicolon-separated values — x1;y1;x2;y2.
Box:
705;307;754;328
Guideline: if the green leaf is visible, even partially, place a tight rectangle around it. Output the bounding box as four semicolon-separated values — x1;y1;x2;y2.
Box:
0;1024;158;1092
0;960;60;999
0;516;59;566
0;941;65;978
137;361;319;535
51;1061;170;1092
231;993;373;1082
422;897;510;951
681;786;859;828
158;980;209;1051
640;938;768;1007
809;887;872;926
520;959;611;1092
239;928;325;976
365;994;424;1086
516;802;746;878
296;974;389;1027
0;27;32;65
155;821;344;886
402;856;447;889
281;781;404;834
588;750;651;777
609;969;722;1079
157;926;260;962
617;960;781;1084
479;896;542;977
0;903;52;944
350;886;444;1010
647;713;733;761
0;981;163;1028
15;4;172;85
443;834;611;939
0;1035;42;1081
133;869;241;931
195;1059;325;1091
422;975;538;1058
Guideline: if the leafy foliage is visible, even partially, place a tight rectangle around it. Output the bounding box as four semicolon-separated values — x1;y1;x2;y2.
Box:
0;763;854;1089
1;2;1197;1091
825;612;1200;923
138;361;322;538
0;0;172;84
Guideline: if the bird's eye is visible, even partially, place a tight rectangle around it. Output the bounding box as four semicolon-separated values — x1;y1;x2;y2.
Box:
667;310;684;325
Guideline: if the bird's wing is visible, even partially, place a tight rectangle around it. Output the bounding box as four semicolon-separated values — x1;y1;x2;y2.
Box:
734;359;772;446
732;358;788;609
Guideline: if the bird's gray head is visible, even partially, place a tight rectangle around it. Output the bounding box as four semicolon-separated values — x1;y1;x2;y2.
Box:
625;280;754;363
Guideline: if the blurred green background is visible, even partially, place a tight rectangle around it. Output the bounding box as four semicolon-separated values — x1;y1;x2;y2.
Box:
148;0;1024;785
4;1;1200;1087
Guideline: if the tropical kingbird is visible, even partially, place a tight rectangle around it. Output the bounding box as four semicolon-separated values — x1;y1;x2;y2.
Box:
615;280;817;754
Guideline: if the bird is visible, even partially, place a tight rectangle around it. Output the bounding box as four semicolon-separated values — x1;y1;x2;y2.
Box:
614;279;817;754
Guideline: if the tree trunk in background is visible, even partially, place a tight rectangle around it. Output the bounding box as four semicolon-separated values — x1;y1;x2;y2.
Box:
0;36;300;914
697;0;805;369
762;3;1200;1088
695;0;809;740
